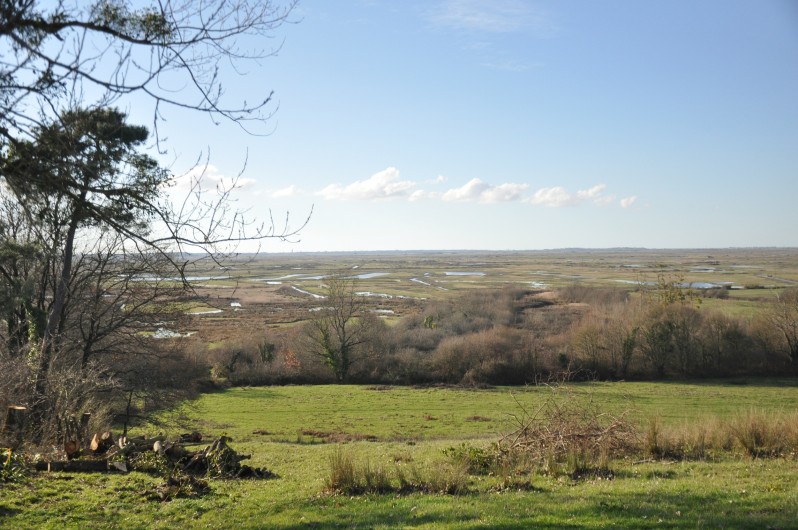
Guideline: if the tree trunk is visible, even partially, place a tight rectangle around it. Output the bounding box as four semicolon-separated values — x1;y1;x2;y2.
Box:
30;199;85;441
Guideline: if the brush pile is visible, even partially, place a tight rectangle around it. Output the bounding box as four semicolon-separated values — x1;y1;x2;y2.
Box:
497;387;638;465
36;431;275;479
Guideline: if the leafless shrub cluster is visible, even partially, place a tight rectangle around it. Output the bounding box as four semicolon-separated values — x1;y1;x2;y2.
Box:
165;282;797;389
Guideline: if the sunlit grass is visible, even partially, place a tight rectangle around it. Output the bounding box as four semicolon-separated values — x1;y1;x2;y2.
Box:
4;382;798;529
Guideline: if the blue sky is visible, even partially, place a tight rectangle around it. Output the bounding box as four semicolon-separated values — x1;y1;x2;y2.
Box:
146;0;798;252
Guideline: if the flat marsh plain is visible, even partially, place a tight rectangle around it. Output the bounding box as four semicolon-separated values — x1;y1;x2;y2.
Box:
3;248;798;528
158;247;798;341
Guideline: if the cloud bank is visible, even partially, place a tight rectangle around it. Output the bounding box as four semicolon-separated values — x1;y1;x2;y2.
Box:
312;167;636;209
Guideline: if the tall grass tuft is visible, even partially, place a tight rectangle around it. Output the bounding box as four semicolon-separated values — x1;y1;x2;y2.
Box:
326;447;469;496
361;460;392;493
326;447;357;494
644;417;731;460
728;410;798;458
643;412;798;461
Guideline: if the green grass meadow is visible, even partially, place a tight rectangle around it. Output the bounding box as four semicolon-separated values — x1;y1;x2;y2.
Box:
3;380;798;528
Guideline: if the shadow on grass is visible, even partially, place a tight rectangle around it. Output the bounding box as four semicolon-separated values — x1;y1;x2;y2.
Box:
637;377;798;389
556;489;793;529
219;387;281;399
0;506;23;518
260;486;794;530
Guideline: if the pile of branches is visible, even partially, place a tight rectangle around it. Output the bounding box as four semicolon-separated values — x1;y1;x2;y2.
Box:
36;431;275;480
33;430;276;502
497;386;639;465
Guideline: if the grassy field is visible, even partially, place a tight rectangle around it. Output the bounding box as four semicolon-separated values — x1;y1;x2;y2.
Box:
3;380;798;529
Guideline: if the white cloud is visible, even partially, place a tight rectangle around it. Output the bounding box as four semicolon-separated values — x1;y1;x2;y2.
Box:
409;190;440;201
593;195;616;206
442;178;490;201
272;185;300;198
313;168;629;209
528;186;574;207
528;184;611;207
481;182;529;203
620;196;638;208
170;164;255;195
576;184;606;201
442;178;528;203
317;167;416;201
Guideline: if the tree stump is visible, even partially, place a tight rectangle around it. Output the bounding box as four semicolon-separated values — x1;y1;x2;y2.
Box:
79;412;91;447
2;406;27;449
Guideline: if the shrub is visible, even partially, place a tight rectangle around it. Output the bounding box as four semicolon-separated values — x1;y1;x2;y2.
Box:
431;327;529;385
559;284;630;306
1;449;28;483
442;443;497;475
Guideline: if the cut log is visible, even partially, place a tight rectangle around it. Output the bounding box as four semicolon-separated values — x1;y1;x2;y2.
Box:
90;431;115;454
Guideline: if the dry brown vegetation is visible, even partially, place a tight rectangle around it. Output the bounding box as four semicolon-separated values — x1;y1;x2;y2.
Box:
183;277;798;388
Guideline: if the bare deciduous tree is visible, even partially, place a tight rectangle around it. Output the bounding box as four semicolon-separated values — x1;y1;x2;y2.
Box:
768;288;798;367
301;275;371;383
